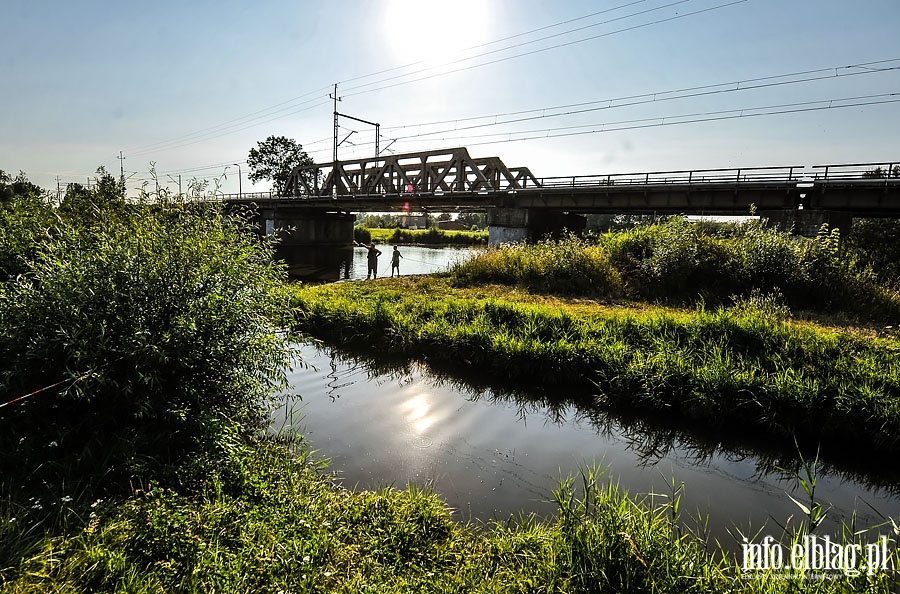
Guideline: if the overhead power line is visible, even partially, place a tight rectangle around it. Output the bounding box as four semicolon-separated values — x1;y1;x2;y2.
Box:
377;65;900;146
337;0;655;86
379;58;900;134
341;0;748;98
391;92;900;150
156;55;899;175
130;1;662;158
122;0;741;160
124;86;332;155
126;99;332;158
327;59;900;156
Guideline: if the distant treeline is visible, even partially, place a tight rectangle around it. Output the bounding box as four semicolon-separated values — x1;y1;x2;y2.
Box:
355;225;487;246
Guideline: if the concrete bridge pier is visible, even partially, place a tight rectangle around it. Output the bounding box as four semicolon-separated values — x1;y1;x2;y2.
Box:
758;209;853;237
487;207;586;244
251;205;356;280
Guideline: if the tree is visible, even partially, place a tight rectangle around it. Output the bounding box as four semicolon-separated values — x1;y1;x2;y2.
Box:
60;166;125;216
862;166;900;179
247;136;316;196
457;212;486;229
0;170;44;203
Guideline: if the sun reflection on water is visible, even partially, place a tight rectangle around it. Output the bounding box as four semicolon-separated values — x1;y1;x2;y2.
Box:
404;393;434;434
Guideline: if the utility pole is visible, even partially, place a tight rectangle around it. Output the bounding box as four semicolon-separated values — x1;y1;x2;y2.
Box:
330;82;382;162
232;163;242;199
117;151;125;183
335;112;380;158
330;83;342;163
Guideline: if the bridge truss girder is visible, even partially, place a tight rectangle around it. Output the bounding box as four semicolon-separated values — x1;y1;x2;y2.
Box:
283;147;540;197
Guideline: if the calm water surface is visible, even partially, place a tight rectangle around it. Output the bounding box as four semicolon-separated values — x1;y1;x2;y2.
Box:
345;244;478;279
272;345;900;548
273;246;900;552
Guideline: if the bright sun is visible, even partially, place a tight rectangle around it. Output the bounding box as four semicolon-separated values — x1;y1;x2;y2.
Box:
382;0;492;66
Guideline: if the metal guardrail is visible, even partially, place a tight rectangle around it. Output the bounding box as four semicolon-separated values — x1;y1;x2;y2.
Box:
219;191;274;201
810;162;900;181
537;165;805;188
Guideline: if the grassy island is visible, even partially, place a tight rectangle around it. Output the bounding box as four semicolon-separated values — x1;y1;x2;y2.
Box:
1;172;898;592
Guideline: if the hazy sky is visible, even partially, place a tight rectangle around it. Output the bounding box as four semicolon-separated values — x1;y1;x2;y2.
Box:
2;0;898;196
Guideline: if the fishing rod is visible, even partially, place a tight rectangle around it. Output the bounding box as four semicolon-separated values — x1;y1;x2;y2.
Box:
397;256;445;267
0;357;122;411
0;377;76;410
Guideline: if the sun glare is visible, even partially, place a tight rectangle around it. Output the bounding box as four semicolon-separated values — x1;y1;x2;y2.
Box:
382;0;492;66
404;393;435;434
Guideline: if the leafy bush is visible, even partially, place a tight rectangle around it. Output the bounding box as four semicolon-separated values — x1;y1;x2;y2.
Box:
0;192;57;282
450;234;623;297
0;194;293;497
450;219;900;320
353;224;371;244
633;219;738;300
845;218;900;289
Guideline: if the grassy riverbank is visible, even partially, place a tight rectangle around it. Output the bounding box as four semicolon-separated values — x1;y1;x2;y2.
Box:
12;437;896;593
291;218;900;463
355;225;488;246
447;219;900;322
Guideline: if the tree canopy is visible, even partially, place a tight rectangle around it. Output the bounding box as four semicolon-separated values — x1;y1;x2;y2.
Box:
862;166;900;179
60;166;125;214
247;136;316;196
0;170;44;202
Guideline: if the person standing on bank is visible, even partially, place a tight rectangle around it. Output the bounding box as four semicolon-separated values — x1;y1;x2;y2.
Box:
365;242;382;279
391;245;403;277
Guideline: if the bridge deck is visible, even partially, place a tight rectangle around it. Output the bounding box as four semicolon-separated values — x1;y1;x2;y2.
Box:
223;153;900;216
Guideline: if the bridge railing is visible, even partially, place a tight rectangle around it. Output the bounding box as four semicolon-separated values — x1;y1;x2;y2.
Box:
219;191;274;201
810;161;900;181
218;159;900;202
537;165;806;188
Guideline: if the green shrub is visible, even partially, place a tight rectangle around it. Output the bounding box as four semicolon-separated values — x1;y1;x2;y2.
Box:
450;219;900;319
0;192;57;282
845;218;900;289
0;196;293;498
353;225;371;244
634;219;738;300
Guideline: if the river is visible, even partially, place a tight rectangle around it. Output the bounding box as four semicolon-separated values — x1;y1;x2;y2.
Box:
272;246;900;552
345;244;479;279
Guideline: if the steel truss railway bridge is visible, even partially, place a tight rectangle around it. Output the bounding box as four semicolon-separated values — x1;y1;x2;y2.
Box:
222;147;900;246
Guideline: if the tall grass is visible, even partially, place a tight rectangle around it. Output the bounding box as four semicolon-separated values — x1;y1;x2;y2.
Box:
4;440;895;592
449;219;900;320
